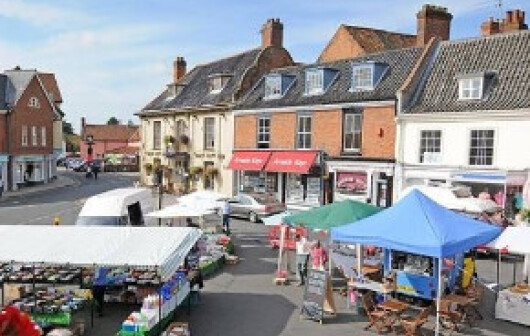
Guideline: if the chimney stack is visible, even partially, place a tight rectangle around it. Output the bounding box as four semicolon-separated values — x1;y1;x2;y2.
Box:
416;4;452;46
480;9;527;36
261;18;283;49
173;57;186;83
481;17;501;36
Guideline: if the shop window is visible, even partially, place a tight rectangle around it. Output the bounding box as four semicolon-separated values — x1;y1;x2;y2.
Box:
21;125;28;147
41;127;46;147
335;172;368;198
343;112;362;153
257;117;270;149
204;117;215;150
286;173;320;205
240;171;278;193
419;130;442;163
469;129;494;166
204;161;214;190
32;126;38;146
297;114;312;149
153;121;161;150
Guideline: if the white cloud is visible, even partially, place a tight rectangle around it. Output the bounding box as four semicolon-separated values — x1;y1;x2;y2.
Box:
0;0;87;26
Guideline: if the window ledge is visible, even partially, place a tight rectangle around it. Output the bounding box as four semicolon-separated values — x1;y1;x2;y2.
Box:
341;151;361;156
263;94;282;100
349;86;374;92
303;90;324;97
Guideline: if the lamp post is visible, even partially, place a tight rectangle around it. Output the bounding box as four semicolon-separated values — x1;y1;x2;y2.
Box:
85;134;94;163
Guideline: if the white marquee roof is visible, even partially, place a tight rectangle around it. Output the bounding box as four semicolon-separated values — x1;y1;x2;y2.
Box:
0;225;201;280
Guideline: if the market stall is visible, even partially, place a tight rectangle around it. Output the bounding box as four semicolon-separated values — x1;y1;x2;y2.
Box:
331;190;501;336
486;226;530;325
0;225;201;336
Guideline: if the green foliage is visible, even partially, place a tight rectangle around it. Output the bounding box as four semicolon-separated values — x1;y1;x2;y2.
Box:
107;117;120;125
520;208;530;221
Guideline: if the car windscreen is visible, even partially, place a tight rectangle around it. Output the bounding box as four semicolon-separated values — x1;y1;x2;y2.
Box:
76;216;123;226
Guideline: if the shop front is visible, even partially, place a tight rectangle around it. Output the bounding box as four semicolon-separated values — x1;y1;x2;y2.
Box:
399;165;529;218
327;160;394;208
11;155;47;189
0;155;8;192
229;150;324;210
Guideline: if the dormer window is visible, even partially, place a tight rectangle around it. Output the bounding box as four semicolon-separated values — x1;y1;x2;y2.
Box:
264;76;282;98
459;77;483;100
351;62;388;92
264;74;295;99
208;74;231;94
28;97;40;108
304;67;338;96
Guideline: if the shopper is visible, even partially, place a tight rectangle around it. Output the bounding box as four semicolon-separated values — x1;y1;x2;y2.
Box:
221;199;231;234
295;234;310;286
311;240;328;270
92;267;108;317
93;164;99;180
0;178;3;198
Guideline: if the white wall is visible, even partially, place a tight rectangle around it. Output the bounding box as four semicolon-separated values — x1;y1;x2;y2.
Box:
400;117;530;170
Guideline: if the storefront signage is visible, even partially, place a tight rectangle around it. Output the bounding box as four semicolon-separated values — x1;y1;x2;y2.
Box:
301;269;327;322
264;151;318;174
228;151;271;171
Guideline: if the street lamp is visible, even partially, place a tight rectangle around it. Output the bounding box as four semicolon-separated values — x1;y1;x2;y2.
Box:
85;134;94;163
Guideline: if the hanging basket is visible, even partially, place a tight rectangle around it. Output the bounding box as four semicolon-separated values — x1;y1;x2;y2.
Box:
144;163;153;175
164;135;176;145
189;166;203;176
204;166;219;177
179;134;190;144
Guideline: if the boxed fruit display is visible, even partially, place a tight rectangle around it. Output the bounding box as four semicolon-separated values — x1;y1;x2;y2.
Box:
164;322;190;336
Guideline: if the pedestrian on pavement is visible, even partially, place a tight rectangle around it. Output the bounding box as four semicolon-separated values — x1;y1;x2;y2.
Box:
0;177;3;198
93;165;99;180
221;199;231;234
92;267;108;317
295;234;310;286
311;240;328;270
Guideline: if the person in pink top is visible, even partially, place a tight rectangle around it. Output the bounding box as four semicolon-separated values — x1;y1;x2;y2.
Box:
311;240;328;270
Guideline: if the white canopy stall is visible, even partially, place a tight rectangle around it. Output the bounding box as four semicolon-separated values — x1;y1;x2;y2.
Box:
0;225;201;281
487;226;530;326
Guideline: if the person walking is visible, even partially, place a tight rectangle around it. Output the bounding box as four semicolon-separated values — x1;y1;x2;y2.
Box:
311;240;328;270
92;267;108;317
93;164;99;180
295;234;310;286
0;177;4;198
221;199;231;234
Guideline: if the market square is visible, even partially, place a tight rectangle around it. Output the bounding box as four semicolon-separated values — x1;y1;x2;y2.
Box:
1;1;530;335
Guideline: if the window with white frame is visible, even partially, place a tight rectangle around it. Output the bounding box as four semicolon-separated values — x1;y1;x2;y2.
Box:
469;129;494;166
41;127;46;147
257;117;270;149
264;76;282;98
352;65;373;90
153;121;161;150
297;114;312;149
28;97;40;108
209;75;230;94
459;77;483;100
419;130;442;163
204;117;215;150
21;126;28;147
343;112;362;152
32;126;38;146
305;69;323;95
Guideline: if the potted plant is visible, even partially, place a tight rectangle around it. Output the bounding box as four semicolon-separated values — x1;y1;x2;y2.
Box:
144;163;153;175
179;134;190;145
188;166;203;177
204;166;219;177
164;135;176;145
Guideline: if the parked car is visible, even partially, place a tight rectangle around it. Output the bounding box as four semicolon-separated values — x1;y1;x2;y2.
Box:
73;160;88;172
229;193;285;223
66;158;82;169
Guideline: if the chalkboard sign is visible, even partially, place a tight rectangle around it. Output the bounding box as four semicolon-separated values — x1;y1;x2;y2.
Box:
301;269;327;322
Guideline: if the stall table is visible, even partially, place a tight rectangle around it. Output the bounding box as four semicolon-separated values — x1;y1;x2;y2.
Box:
495;288;530;326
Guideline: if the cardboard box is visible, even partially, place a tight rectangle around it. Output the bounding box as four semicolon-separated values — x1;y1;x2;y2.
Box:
164;322;190;336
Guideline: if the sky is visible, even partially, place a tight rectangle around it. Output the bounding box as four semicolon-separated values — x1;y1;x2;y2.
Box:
0;0;528;133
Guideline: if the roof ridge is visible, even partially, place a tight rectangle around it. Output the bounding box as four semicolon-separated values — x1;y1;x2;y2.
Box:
343;24;416;37
316;45;423;67
442;29;530;45
193;47;260;68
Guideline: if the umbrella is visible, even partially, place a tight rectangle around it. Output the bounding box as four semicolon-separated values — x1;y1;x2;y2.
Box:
262;211;294;226
146;203;215;219
283;199;381;230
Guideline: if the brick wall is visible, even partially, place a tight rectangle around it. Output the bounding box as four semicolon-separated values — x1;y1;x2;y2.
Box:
361;105;395;159
234;115;257;149
270;112;296;149
319;27;365;63
313;109;342;157
10;76;54;156
0;115;6;153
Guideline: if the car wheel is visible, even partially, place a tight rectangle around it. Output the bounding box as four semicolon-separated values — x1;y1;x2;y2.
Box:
249;211;258;223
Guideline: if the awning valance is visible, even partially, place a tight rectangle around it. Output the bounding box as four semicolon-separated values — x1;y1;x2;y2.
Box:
228;151;271;171
264;151;318;174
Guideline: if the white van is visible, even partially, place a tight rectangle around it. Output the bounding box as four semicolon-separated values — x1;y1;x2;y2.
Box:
76;188;155;226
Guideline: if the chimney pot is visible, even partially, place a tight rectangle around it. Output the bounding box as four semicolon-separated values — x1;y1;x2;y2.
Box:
173;56;187;83
416;4;453;46
261;18;283;49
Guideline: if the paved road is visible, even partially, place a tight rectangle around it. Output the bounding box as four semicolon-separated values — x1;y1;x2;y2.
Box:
0;170;139;226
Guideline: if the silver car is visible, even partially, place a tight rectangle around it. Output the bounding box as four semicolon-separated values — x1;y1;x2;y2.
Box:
229;193;285;223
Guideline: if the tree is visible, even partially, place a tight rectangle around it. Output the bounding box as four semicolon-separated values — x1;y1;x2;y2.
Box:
62;121;74;135
107;117;120;125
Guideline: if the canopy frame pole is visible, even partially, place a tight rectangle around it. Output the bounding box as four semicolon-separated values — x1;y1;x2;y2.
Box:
497;251;501;293
157;267;162;336
32;262;36;314
435;257;442;336
356;244;363;279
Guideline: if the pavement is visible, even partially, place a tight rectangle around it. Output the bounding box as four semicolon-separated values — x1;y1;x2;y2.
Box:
1;168;79;201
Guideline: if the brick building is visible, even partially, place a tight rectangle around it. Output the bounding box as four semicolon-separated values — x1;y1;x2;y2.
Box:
0;69;63;190
233;45;423;209
79;118;139;161
318;4;452;62
137;18;293;196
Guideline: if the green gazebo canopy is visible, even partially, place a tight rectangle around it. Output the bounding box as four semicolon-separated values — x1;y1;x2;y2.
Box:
283;200;381;230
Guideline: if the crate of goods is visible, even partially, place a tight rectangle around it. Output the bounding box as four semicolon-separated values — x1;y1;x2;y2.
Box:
164;322;190;336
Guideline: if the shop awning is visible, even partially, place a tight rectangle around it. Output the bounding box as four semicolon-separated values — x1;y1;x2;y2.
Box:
264;151;318;174
0;225;201;281
228;151;271;171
